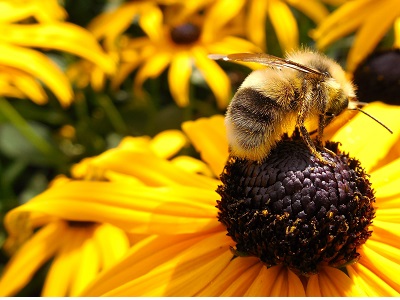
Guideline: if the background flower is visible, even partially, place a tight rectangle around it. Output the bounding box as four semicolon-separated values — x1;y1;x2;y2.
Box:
312;0;400;72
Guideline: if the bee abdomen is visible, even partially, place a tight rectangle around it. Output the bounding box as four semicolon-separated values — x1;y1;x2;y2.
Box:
229;87;280;127
226;88;284;160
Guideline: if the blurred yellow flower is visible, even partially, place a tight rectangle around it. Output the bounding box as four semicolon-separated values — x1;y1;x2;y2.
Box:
245;0;330;52
88;1;260;108
312;0;400;72
0;0;115;106
0;129;197;296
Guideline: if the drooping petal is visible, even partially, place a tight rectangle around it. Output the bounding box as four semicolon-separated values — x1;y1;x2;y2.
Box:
394;17;400;48
268;0;299;51
168;51;192;107
41;227;89;296
171;156;214;177
69;231;101;296
0;43;73;106
202;0;246;42
0;0;66;23
182;115;229;176
0;23;116;75
312;1;376;49
246;0;269;50
0;221;66;296
149;129;188;159
0;67;47;104
191;46;231;109
286;0;329;24
347;0;400;72
134;51;172;92
205;35;261;55
92;223;130;270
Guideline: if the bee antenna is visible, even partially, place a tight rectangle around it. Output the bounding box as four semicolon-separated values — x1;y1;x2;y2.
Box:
351;107;393;134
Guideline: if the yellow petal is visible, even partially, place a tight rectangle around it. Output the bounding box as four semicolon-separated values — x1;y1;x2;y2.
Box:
150;129;188;158
134;51;171;92
103;231;232;296
75;150;219;188
312;0;372;41
394;17;400;48
196;257;260;296
0;221;66;296
0;43;72;106
0;0;66;23
206;36;261;54
171;156;214;177
268;0;298;51
8;68;47;104
286;0;329;24
307;266;366;296
138;4;164;42
5;181;220;235
220;262;263;296
369;156;400;191
83;234;209;296
347;262;400;296
0;23;115;74
331;102;400;173
182;115;229;177
168;52;192;107
347;0;400;72
202;0;246;42
191;46;231;109
41;226;87;296
70;232;101;296
244;265;305;296
246;0;268;50
92;223;130;270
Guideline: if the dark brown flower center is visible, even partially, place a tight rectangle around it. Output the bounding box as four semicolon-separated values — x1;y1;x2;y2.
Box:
353;49;400;105
216;133;375;276
68;221;97;228
170;23;201;45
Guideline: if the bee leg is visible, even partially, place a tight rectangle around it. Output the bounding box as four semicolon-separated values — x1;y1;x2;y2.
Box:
298;124;336;167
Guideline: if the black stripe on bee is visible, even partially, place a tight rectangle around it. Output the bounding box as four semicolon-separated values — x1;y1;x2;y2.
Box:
229;87;279;129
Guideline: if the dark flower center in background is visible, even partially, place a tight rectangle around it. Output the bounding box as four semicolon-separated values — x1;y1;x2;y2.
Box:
353;49;400;105
68;221;97;228
170;23;201;45
217;132;375;276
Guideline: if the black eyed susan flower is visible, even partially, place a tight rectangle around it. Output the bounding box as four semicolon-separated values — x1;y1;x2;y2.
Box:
0;0;115;106
57;102;400;296
87;1;260;108
0;129;197;296
312;0;400;73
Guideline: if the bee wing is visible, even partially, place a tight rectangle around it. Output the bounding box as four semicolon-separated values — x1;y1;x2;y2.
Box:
209;53;324;76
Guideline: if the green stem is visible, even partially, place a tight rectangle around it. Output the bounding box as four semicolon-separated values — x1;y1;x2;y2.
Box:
97;95;128;134
0;97;57;157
